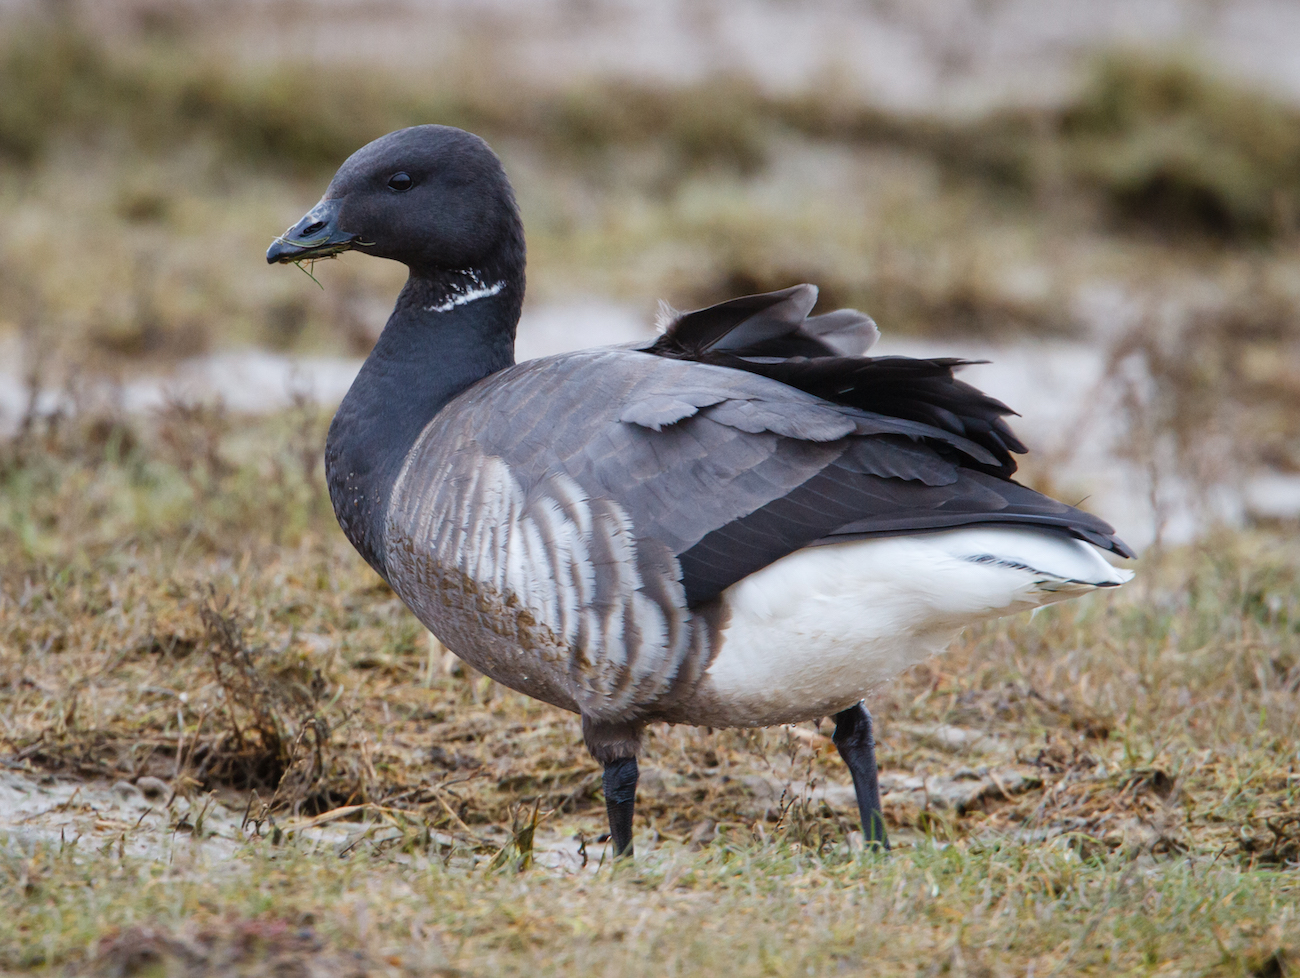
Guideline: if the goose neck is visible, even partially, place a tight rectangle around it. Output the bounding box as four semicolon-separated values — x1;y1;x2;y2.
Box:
324;268;522;579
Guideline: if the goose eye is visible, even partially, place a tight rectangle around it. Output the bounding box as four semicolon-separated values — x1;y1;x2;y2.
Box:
387;172;413;192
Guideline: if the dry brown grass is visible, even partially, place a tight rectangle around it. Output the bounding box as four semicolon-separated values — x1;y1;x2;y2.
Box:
4;14;1300;375
0;394;1298;974
2;10;1300;974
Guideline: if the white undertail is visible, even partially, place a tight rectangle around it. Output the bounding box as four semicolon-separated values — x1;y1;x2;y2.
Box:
700;526;1132;726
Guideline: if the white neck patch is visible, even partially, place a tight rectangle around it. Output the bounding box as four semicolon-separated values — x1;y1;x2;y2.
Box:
425;271;506;313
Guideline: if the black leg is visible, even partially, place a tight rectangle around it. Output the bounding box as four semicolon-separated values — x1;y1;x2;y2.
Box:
602;756;639;858
832;702;890;850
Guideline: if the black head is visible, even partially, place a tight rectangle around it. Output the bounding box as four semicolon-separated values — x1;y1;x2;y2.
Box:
268;125;525;280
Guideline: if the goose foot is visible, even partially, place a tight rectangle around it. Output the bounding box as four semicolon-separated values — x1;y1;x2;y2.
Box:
832;702;890;850
602;756;639;858
584;716;643;858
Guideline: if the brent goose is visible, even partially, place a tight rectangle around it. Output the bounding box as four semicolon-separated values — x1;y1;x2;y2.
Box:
268;125;1134;856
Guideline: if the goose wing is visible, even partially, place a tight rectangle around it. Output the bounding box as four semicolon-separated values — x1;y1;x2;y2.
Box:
579;352;1128;605
646;283;879;359
408;346;1130;608
383;322;1129;719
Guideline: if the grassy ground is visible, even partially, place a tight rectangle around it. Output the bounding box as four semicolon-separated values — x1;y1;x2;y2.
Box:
3;18;1300;362
0;395;1298;975
3;16;1297;481
3;9;1300;977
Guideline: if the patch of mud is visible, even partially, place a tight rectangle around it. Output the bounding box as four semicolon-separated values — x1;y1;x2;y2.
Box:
0;768;450;865
0;758;1032;871
0;767;247;862
0;766;611;873
738;764;1042;821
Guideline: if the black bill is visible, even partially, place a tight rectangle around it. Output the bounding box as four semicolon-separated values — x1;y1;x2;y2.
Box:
266;198;356;264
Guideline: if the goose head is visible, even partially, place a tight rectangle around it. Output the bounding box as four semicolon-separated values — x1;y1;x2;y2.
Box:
266;124;524;281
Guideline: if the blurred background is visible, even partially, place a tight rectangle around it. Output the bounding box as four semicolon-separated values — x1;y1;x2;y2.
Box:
1;0;1299;550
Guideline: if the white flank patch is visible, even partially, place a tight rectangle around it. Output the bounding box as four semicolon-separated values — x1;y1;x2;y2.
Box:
703;526;1132;726
424;272;505;313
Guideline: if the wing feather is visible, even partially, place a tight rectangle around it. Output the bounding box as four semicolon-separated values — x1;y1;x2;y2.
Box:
385;336;1131;718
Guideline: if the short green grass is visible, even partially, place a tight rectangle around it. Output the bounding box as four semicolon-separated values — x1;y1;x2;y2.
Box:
5;826;1297;976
